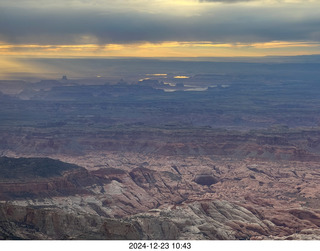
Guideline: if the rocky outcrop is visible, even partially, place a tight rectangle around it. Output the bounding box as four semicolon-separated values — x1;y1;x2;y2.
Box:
3;199;319;240
0;203;140;240
0;200;273;240
128;200;273;240
93;166;185;218
2;153;320;240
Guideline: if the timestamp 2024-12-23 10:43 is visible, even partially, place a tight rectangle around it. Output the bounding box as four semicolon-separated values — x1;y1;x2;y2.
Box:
128;242;192;250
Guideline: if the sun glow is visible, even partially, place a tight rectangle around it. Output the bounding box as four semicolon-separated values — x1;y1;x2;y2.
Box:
174;76;189;79
1;40;320;58
0;57;42;79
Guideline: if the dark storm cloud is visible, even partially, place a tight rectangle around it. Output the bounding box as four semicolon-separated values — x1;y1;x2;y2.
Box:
0;2;320;45
0;6;170;44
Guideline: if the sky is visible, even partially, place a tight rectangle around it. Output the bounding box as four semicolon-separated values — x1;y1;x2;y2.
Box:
1;0;320;77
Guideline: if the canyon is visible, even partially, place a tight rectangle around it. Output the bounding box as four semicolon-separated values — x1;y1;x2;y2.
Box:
2;128;320;239
1;63;320;240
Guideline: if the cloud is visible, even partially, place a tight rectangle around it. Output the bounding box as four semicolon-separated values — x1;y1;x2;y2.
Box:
0;0;320;46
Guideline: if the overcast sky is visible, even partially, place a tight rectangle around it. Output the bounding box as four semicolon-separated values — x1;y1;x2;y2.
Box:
1;0;320;58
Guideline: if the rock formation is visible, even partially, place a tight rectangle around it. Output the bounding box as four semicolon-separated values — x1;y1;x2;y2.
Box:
1;154;320;239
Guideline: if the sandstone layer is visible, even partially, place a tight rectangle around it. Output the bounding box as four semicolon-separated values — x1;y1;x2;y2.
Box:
1;152;320;239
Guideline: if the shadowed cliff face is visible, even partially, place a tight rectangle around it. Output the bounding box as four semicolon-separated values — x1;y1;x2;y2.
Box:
0;157;110;200
0;157;79;179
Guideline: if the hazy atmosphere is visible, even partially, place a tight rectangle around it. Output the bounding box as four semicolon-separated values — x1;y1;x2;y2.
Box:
2;0;320;243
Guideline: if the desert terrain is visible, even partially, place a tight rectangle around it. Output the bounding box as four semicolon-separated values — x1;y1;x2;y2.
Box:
1;60;320;239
